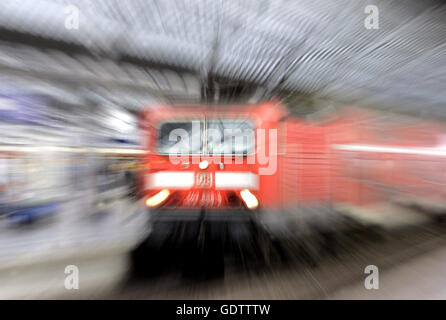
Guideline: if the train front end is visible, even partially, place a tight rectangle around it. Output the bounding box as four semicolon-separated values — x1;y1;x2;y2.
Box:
139;102;284;244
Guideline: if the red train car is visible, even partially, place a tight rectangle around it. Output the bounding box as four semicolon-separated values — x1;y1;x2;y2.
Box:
139;101;291;244
327;109;446;225
138;102;446;244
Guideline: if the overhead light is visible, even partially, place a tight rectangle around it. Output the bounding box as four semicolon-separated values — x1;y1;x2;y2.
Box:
199;160;209;170
146;189;170;207
240;189;259;210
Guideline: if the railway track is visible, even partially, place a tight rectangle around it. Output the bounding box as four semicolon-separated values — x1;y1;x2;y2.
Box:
96;217;446;299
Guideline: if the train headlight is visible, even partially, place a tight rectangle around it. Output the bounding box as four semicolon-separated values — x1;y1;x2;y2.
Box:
146;189;170;207
240;189;259;210
199;160;209;170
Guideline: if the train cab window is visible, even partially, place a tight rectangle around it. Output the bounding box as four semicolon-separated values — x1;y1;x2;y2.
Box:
158;121;203;154
207;120;255;155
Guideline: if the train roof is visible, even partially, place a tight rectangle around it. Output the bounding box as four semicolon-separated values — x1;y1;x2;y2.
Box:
140;101;288;124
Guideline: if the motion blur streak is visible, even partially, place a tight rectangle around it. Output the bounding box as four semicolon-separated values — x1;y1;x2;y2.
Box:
146;189;170;208
0;0;446;300
240;189;259;210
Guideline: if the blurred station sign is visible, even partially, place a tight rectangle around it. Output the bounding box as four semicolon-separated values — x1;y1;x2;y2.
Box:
0;89;51;126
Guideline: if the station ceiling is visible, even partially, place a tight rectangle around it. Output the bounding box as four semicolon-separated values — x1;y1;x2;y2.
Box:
0;0;445;117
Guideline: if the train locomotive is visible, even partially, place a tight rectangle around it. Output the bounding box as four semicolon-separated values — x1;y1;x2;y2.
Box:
139;101;446;248
139;101;290;245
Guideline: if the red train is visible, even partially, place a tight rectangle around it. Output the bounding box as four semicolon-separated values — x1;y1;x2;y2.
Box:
138;101;446;243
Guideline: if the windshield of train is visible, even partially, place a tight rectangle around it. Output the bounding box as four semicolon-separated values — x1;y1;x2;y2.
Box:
207;120;254;155
158;121;203;154
157;119;254;155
